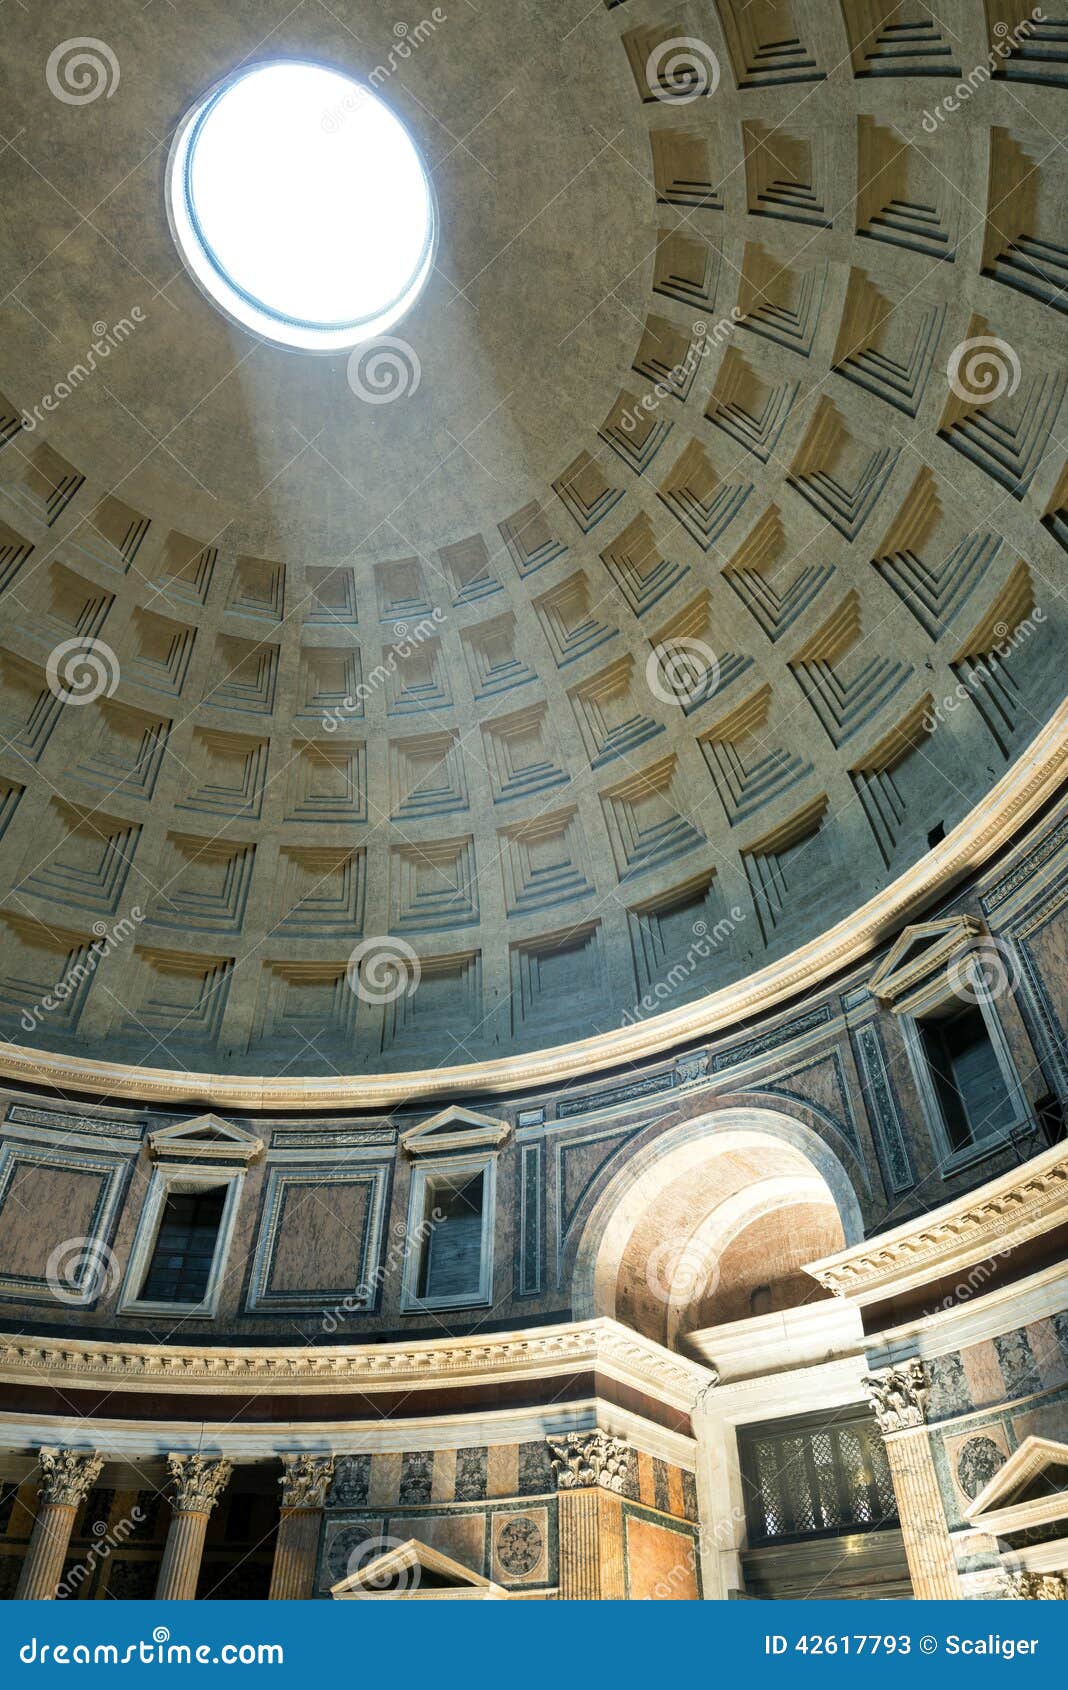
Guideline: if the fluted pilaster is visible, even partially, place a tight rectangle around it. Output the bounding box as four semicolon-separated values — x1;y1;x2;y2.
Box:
269;1455;334;1601
864;1363;959;1600
548;1430;630;1601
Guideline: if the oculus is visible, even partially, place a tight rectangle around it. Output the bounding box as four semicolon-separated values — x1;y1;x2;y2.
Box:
167;59;436;351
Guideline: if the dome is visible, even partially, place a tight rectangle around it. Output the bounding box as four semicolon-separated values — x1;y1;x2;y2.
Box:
0;4;1064;1093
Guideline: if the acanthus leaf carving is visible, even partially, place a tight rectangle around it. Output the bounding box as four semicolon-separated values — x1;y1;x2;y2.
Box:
166;1453;232;1515
547;1429;631;1492
37;1447;104;1509
278;1453;335;1511
862;1357;930;1434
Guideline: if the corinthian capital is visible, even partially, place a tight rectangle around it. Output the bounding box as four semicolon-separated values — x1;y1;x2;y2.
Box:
547;1430;631;1492
862;1357;930;1434
37;1448;104;1509
278;1454;335;1511
166;1453;232;1516
1005;1570;1067;1600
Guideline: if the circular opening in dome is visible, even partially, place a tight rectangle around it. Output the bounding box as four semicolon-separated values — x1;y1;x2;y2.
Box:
167;60;437;352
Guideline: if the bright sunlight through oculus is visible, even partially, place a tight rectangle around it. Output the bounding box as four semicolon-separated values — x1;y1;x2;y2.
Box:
168;61;436;351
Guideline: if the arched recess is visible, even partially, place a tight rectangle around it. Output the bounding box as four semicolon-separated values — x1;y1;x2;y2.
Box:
572;1107;864;1350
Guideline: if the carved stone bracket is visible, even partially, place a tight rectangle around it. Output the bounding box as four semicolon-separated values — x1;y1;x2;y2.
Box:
166;1453;233;1516
36;1448;104;1509
547;1430;631;1492
862;1358;930;1434
1004;1571;1067;1600
278;1454;335;1512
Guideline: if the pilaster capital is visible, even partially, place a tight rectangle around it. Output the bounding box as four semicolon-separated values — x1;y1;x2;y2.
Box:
862;1357;930;1434
166;1453;233;1516
1005;1571;1067;1600
36;1448;104;1509
278;1454;335;1512
547;1429;631;1493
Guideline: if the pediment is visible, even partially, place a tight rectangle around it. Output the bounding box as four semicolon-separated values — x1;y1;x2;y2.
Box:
401;1105;510;1157
147;1113;264;1163
331;1538;508;1599
967;1436;1068;1533
868;915;983;1008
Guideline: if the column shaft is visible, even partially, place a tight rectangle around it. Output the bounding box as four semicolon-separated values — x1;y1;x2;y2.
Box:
269;1507;322;1601
885;1431;961;1599
155;1510;211;1601
557;1490;626;1600
14;1502;78;1601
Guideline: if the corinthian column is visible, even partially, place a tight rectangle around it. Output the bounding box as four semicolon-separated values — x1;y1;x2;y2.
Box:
155;1455;232;1600
269;1455;335;1601
15;1449;104;1600
547;1430;630;1600
863;1359;961;1600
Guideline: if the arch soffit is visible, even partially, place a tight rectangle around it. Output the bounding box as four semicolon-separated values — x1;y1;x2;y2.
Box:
571;1105;865;1323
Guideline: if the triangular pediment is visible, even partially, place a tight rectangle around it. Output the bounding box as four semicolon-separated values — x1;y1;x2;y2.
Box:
868;915;983;1008
331;1538;509;1600
147;1113;264;1163
401;1105;510;1157
967;1436;1068;1532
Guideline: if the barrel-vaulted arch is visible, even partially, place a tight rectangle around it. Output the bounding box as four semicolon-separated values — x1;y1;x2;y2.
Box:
571;1108;864;1349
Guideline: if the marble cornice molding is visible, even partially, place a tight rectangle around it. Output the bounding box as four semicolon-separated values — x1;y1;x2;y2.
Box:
807;1140;1068;1305
0;706;1064;1111
0;1318;711;1410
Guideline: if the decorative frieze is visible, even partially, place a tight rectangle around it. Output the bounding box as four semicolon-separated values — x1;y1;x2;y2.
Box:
0;1318;709;1408
862;1359;930;1434
547;1430;631;1492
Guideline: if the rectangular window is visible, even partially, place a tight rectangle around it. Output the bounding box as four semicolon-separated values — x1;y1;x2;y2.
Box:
739;1410;898;1546
402;1155;496;1312
918;1002;1017;1151
139;1187;226;1305
418;1171;485;1303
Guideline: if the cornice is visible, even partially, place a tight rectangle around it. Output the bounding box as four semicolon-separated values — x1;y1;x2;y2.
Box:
0;1317;710;1410
807;1140;1068;1305
0;706;1064;1109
